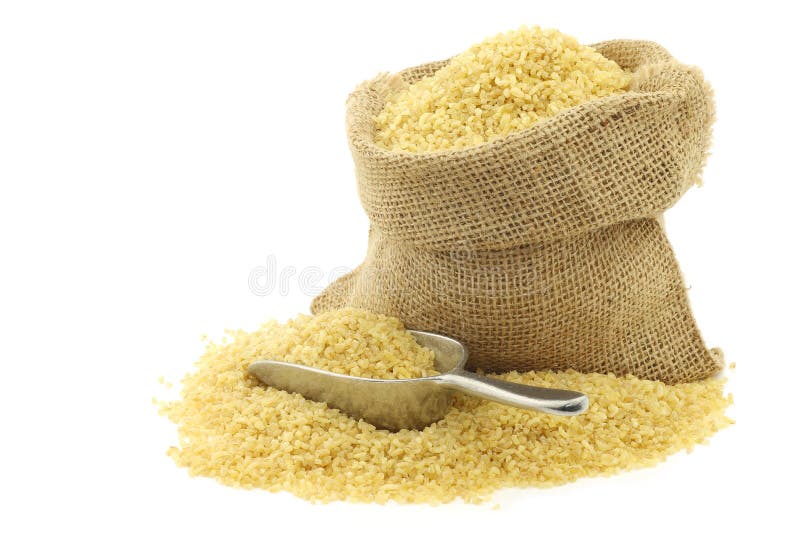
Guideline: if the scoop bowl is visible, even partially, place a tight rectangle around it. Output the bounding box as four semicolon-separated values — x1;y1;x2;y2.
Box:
248;330;588;431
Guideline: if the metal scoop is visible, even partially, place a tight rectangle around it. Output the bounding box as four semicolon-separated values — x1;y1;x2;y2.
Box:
248;330;588;431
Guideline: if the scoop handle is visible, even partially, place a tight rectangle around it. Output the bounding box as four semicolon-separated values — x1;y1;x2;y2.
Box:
437;368;589;416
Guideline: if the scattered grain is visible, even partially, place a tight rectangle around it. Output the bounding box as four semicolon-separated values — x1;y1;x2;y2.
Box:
159;308;732;504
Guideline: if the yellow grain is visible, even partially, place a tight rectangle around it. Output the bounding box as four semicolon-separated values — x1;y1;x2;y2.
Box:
374;26;630;152
159;308;732;504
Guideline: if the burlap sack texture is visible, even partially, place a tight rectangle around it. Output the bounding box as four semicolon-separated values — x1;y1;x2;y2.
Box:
312;40;723;384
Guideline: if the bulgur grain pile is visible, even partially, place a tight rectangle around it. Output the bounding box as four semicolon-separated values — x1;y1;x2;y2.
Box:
159;308;732;504
374;26;631;152
240;308;437;379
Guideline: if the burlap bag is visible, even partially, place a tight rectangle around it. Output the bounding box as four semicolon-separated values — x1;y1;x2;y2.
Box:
312;40;723;384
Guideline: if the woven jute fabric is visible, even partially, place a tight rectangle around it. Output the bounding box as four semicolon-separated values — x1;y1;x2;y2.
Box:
311;40;723;383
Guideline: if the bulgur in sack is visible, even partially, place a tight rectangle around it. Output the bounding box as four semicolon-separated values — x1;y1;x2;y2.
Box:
312;39;722;384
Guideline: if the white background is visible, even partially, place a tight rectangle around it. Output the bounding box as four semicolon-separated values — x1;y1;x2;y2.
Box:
1;1;798;532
